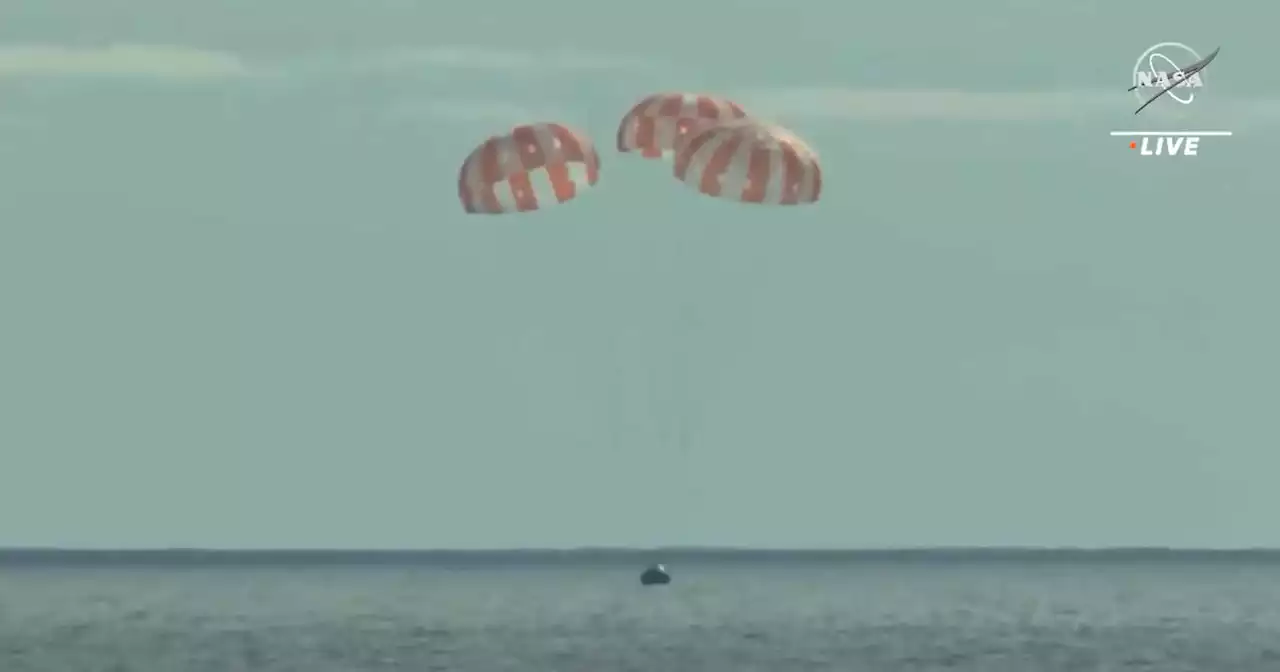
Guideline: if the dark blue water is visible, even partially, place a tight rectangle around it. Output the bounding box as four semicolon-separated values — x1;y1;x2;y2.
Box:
2;549;1279;671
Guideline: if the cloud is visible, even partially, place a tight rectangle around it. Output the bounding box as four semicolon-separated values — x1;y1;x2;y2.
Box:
733;87;1280;124
362;46;649;73
382;99;563;127
0;44;251;79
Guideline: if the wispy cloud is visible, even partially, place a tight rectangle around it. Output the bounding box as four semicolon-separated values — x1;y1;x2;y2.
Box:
734;87;1280;124
385;99;560;126
391;99;547;120
0;44;251;79
361;45;649;73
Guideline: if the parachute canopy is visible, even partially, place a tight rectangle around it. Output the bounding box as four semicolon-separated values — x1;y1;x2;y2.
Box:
617;92;746;159
673;119;821;205
458;123;601;214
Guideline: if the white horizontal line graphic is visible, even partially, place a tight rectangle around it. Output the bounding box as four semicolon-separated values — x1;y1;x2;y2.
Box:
1109;131;1232;136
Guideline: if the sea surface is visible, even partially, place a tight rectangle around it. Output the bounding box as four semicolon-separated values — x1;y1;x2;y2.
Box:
2;550;1279;671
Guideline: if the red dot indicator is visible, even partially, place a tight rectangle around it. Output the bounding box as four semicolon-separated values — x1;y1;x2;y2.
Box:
1129;141;1137;149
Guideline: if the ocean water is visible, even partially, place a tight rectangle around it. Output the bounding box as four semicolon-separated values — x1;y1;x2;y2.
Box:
2;552;1279;671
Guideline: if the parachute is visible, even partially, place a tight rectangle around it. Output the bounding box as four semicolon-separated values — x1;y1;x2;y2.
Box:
458;123;601;214
443;95;822;554
616;93;747;159
672;119;822;205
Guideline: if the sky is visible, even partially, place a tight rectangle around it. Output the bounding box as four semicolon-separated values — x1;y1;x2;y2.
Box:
1;0;1277;550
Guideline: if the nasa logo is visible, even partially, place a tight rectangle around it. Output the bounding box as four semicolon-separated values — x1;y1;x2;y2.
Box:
1131;42;1206;114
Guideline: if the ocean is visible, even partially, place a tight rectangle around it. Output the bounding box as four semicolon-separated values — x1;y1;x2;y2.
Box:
1;550;1278;671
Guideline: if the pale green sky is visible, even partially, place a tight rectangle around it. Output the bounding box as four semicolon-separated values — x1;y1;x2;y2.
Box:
1;0;1277;549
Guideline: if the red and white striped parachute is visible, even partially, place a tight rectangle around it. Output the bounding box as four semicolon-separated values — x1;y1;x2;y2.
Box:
672;119;822;205
617;92;746;159
458;123;601;214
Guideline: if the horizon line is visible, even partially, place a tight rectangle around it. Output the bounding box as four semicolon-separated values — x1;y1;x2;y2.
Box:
5;545;1280;554
7;546;1280;567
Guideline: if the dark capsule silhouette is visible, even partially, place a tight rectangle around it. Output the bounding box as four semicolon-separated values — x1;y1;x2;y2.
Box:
640;563;671;586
